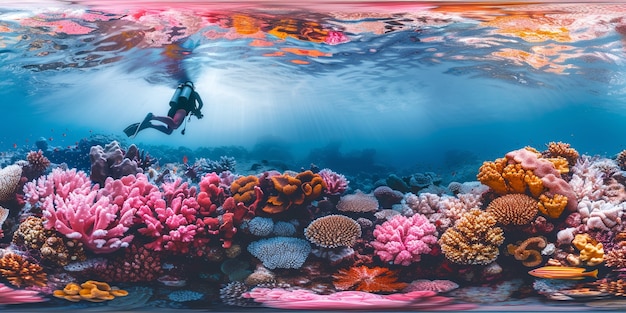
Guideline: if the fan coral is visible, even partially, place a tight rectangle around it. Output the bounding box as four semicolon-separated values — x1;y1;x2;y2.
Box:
486;194;538;225
247;237;311;269
439;208;505;265
230;175;260;205
0;282;46;304
336;190;379;213
263;170;326;213
545;141;579;168
53;280;128;302
318;168;349;196
506;236;547;267
0;164;22;201
304;214;362;248
572;233;604;266
371;214;438;266
0;253;47;288
332;265;407;292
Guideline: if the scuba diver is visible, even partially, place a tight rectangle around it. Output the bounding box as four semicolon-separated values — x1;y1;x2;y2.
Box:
124;81;203;138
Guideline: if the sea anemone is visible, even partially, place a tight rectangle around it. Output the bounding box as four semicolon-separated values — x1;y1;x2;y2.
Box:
332;265;407;292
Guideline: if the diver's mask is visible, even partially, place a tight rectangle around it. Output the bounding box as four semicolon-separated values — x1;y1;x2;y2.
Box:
169;81;195;106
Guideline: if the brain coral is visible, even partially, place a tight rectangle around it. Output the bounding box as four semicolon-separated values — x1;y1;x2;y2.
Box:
486;194;538;225
439;208;504;265
0;164;22;201
337;190;379;213
304;214;362;248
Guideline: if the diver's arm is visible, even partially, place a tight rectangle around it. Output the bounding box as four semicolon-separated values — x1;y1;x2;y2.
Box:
193;91;204;118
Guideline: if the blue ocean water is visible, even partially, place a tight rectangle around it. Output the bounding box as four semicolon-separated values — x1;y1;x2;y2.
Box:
1;0;626;312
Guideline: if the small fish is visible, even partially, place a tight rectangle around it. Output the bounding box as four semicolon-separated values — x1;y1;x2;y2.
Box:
49;137;53;141
62;133;66;137
528;266;598;280
182;155;188;165
13;143;17;148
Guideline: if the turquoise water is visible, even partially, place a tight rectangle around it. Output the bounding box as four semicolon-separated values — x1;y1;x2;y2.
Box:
1;0;626;311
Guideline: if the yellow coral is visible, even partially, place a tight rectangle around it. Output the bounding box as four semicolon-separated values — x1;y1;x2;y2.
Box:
53;280;128;302
477;158;508;194
538;194;568;219
439;209;504;265
546;157;570;175
524;172;544;198
501;163;526;194
546;141;579;166
572;234;604;267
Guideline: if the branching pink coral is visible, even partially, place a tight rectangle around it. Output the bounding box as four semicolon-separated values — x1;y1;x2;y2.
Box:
318;168;349;196
371;214;438;266
42;173;158;254
0;282;46;304
243;287;476;310
23;168;92;206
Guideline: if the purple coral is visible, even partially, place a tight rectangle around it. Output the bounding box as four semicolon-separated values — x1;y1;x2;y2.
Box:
371;214;438;266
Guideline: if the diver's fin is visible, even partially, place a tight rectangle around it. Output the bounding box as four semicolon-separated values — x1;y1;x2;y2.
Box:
124;123;140;138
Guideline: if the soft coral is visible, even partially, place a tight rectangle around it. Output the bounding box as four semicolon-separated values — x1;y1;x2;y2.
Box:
332;265;407;293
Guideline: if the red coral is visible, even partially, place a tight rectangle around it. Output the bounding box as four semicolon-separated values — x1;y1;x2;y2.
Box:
332;265;407;292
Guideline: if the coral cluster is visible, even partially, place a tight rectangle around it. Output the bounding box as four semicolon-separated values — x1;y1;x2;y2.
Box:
371;214;438;266
506;236;547;267
247;237;311;269
439;208;504;265
262;170;326;213
0;253;47;288
0;164;22;202
572;233;604;266
53;280;128;302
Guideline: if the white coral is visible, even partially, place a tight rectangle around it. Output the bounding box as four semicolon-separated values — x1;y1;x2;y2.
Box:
0;164;22;201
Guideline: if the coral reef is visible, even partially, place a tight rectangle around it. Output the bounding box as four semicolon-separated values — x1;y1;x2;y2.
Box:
332;265;407;292
304;214;361;248
230;175;260;205
371;214;438;266
486;193;538;225
544;141;580;166
53;280;128;302
0;253;47;288
439;208;504;265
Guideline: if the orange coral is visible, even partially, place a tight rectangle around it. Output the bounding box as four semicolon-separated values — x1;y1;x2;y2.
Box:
230;175;260;205
477;158;509;194
546;157;570;174
263;170;326;214
332;265;407;292
617;150;626;171
545;141;579;167
0;254;47;288
53;280;128;302
506;236;547;267
572;234;604;267
538;194;568;219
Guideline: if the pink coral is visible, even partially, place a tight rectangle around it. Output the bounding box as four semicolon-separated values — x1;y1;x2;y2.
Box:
0;282;46;304
42;173;158;254
23;168;92;206
371;214;438;266
318;168;349;196
243;287;476;310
